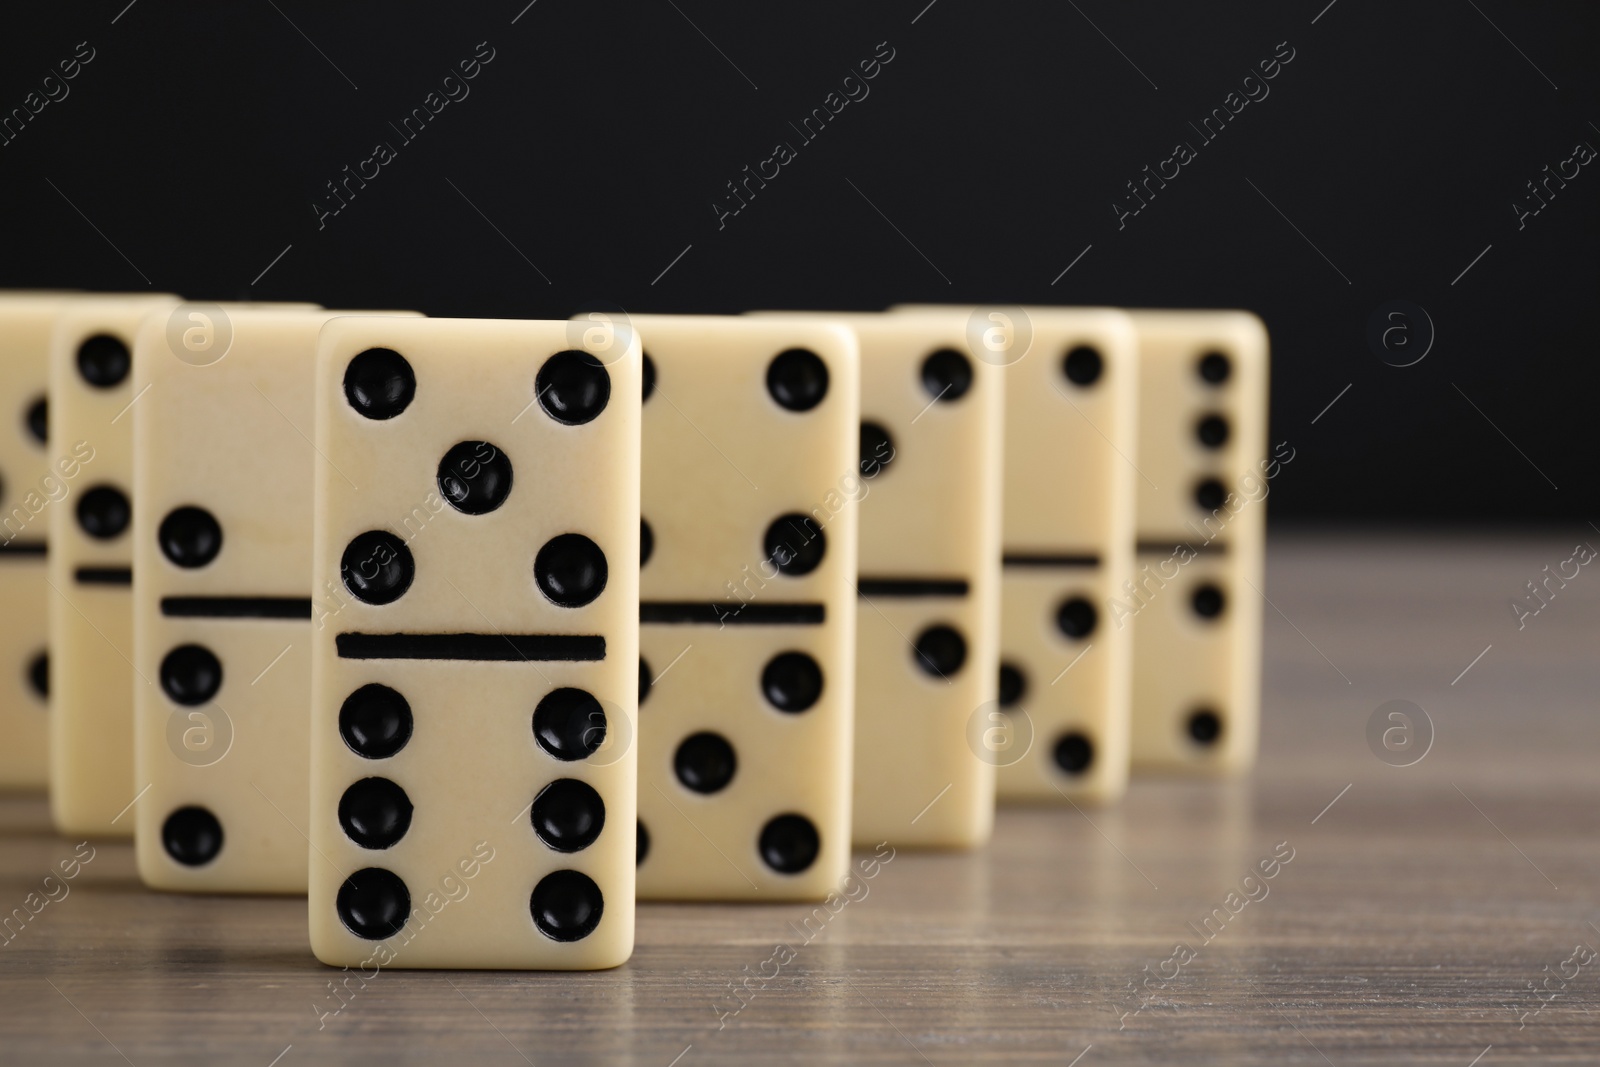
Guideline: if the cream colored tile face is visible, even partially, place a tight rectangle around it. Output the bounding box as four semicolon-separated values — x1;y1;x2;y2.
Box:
0;296;68;789
996;309;1138;802
897;306;1139;803
310;317;639;970
631;315;858;901
131;308;417;893
48;294;178;834
758;313;1001;848
1127;311;1268;773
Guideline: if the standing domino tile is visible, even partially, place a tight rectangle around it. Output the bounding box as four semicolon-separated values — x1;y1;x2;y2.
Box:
48;293;180;834
1126;311;1269;773
0;294;71;789
898;306;1139;802
756;310;1002;848
131;306;418;892
991;308;1139;802
627;314;859;900
309;317;640;969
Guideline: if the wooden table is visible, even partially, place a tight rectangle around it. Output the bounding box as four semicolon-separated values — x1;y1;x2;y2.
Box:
3;532;1596;1065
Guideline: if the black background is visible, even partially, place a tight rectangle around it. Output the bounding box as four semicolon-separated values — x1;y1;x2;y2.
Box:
1;2;1594;521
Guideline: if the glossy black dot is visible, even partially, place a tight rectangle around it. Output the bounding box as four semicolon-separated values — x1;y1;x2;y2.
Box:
1188;709;1223;745
920;348;972;401
160;644;222;706
24;396;46;445
1194;478;1227;512
533;687;606;761
337;867;410;940
640;519;654;566
1198;351;1232;384
27;651;47;700
339;684;413;759
638;658;653;705
340;530;414;606
1056;597;1097;640
860;421;895;477
1192;583;1226;619
338;777;413;849
763;513;825;577
1053;733;1095;775
766;348;829;411
1197;414;1230;449
762;651;823;713
642;353;656;402
914;624;967;677
437;441;513;515
530;779;606;853
759;814;820;874
675;731;736;794
534;533;608;607
162;806;223;866
77;335;130;388
537;350;611;425
998;662;1025;707
636;820;650;865
1063;345;1104;386
530;869;604;942
343;348;416;419
158;506;222;568
76;485;130;540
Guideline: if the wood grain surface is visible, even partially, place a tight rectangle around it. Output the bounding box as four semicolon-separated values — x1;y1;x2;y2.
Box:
2;532;1597;1065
